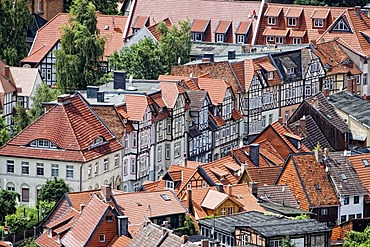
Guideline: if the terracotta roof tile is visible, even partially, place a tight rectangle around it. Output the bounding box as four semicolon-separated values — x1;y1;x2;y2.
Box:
247;166;283;186
285;7;303;18
91;105;125;140
35;233;61;247
159;81;185;109
201;156;240;185
200;189;230;210
215;20;231;33
66;189;101;210
264;6;283;17
209;113;226;127
0;94;123;162
197;78;229;105
109;235;131;247
311;8;330;19
235;21;252;35
131;15;149;29
262;28;289;37
191;19;210;32
224;184;265;212
257;185;299;208
231;109;243;121
349;154;370;202
125;94;148;121
289;30;306;38
147;18;172;41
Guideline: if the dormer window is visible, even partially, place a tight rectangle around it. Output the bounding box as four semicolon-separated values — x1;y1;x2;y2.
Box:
287;67;295;75
236;34;245;44
268;71;274;80
314;19;324;27
288;18;297;26
268;17;276;25
92;136;105;148
30;139;58;149
216;33;225;43
192;32;203;41
165;180;174;190
333;19;350;32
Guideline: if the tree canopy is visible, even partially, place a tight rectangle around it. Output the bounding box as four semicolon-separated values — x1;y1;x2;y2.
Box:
0;189;19;221
109;19;191;80
0;112;10;146
343;226;370;247
64;0;119;14
38;177;71;203
28;83;59;121
56;0;106;93
0;0;32;66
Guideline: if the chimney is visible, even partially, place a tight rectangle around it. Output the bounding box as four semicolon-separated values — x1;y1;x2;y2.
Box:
216;183;224;193
249;144;260;167
278;117;284;124
251;182;258;198
5;65;10;78
117;216;129;236
299;116;306;131
57;94;71;104
201;239;210;247
203;53;214;63
312;97;318;107
101;185;112;201
314;148;323;163
97;91;105;103
183;153;187;167
226;184;232;195
182;235;189;244
80;203;85;211
323;88;330;97
241;163;248;173
228;50;236;60
355;6;362;16
323;148;329;158
86;86;99;98
113;71;126;90
187;189;193;214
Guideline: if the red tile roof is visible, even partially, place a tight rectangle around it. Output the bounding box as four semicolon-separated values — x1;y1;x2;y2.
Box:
285;7;303;18
126;0;261;43
311;8;330;19
247;166;283;186
0;94;123;162
147;18;172;41
215;20;231;33
159;81;186;109
109;235;131;247
235;21;252;35
201;156;241;185
197;78;229;105
125;94;149;121
131;15;149;29
224;184;265;212
290;30;306;38
348;154;370;202
264;6;282;17
22;13;127;64
262;28;289;37
191;19;210;32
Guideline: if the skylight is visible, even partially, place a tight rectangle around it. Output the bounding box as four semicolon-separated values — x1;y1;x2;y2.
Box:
340;173;347;180
315;183;321;191
363;159;370;167
160;194;171;201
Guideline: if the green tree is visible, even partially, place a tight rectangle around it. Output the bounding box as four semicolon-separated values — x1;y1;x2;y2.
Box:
56;0;106;93
157;19;191;73
0;113;10;146
343;226;370;247
294;213;310;220
38;177;71;203
281;236;297;247
0;0;32;65
64;0;119;14
5;206;38;233
13;104;31;134
19;240;38;247
0;189;19;220
28;83;59;121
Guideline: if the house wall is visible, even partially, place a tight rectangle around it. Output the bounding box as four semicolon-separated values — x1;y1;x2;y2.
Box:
0;156;81;207
261;108;279;129
338;195;364;224
212;199;240;216
126;27;156;47
312;206;338;227
87;209;118;247
27;0;64;21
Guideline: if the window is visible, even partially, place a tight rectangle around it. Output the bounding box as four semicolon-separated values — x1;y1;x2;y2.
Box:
37;163;44;176
37;0;43;12
340;173;347;180
104;158;109;172
266;36;274;43
106;216;113;222
321;208;328;215
88;164;92;178
94;162;99;175
51;164;59;177
221;207;226;216
66;165;73;179
123;160;128;175
348;214;355;220
158;146;162;162
216;33;224;43
22;188;29;202
269;114;273;124
314;19;323;27
354;196;360;204
165;181;174;190
262;115;266;127
99;234;105;243
22;161;29;175
270;240;282;247
7;184;15;191
363;73;368;85
167;120;172;134
124;135;128;148
324;78;334;90
341;215;347;223
275;37;283;44
174;142;181;158
333;19;349;31
192;32;203;41
165;144;170;160
268;17;276;25
268;71;274;80
236;34;245;44
158;121;163;139
6;160;14;173
293;38;301;44
287;67;295;75
46;69;51;81
131;159;135;174
132;133;137;148
344;197;349;205
114;154;119;167
357;213;362;219
227;207;233;215
30;139;58;149
288;17;296;26
363;159;370;167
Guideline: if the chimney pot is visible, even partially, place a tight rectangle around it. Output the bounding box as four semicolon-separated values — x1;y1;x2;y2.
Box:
278;117;284;124
312;97;318;107
251;182;258;198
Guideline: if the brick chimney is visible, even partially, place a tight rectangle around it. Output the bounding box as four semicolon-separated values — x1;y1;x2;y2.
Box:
201;239;210;247
251;182;258;198
101;185;112;201
299;116;306;131
187;189;193;214
226;184;232;195
323;88;330;97
57;94;71;104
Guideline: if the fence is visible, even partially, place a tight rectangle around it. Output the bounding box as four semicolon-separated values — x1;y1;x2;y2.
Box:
2;227;40;246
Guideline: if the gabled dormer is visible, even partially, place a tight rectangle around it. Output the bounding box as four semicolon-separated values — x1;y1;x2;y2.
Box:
191;19;211;42
214;20;232;43
131;16;149;34
264;6;282;26
330;16;352;32
311;8;330;29
235;21;252;44
285;7;303;28
279;56;297;76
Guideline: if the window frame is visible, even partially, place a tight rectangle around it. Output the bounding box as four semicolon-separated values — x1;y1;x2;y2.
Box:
287;17;297;26
314;19;324;27
66;165;74;179
37;163;44;176
51;164;59;177
22;187;30;202
268;16;276;25
6;160;14;173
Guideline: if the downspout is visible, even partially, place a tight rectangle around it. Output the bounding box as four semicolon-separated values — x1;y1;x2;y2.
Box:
79;163;83;191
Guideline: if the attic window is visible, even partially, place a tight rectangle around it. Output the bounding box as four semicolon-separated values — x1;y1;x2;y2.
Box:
315;183;321;191
165;181;174;190
333;19;350;32
29;139;58;149
160;194;171;201
314;19;323;27
92;136;105;147
363;159;370;167
340;173;347;180
136;202;142;206
287;67;295;75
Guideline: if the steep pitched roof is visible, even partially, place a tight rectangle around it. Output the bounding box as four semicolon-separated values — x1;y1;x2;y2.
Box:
9;67;40;97
197;78;230;105
0;94;123;162
22;13;127;64
91;105;126;140
124;94;149;121
348;153;370;202
257;185;299;208
225;184;265;212
201;156;241;185
317;8;370;58
147;18;172;41
247;166;283;186
125;0;261;43
159;81;186;108
62;194;111;246
187;90;208;112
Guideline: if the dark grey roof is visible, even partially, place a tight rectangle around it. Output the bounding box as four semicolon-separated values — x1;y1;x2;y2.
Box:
279;56;297;68
257;185;299;208
187;90;207;111
198;211;330;237
189;126;201;138
260;202;313;216
324;152;368;197
328;91;370;129
289;115;333;151
308;92;351;133
271;49;303;83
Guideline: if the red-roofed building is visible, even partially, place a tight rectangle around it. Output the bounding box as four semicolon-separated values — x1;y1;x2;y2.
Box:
0;94;123;206
21;13;127;86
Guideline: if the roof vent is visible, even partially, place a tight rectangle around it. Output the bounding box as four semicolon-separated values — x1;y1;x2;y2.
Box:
105;25;110;30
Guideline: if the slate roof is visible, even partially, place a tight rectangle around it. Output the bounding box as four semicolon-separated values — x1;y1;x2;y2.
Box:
289;115;333;151
324;152;367;197
187;90;207;112
128;223;198;247
312;40;362;76
317;8;370;58
0;93;123;162
328;91;370;129
271;49;303;83
126;0;261;43
22;13;127;64
257;185;299;208
198;210;330;236
348;153;370;202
